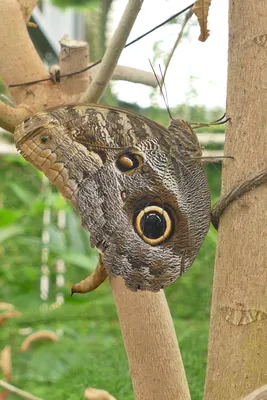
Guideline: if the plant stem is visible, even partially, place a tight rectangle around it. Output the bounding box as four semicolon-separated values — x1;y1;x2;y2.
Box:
0;380;43;400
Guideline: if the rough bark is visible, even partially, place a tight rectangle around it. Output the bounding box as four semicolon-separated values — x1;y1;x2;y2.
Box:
0;0;72;130
59;37;90;100
204;1;267;399
111;277;190;400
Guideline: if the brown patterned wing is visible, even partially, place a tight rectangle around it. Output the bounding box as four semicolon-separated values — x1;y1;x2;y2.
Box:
14;104;210;292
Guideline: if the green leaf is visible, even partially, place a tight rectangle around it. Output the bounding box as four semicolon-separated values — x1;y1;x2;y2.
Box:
8;182;36;206
0;208;23;226
47;225;67;251
18;236;97;270
0;225;24;243
61;251;98;270
50;0;98;10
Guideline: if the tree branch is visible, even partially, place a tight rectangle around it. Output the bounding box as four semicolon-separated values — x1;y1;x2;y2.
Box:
0;102;30;133
88;63;159;87
0;380;43;400
0;0;73;132
0;0;47;103
111;65;159;87
111;277;190;400
81;0;144;103
59;36;90;100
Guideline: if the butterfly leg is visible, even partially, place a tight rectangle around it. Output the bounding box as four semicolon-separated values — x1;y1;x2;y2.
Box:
190;113;231;129
199;155;234;164
71;253;108;295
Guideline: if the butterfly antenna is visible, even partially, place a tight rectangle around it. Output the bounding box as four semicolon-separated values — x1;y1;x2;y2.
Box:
158;64;173;120
148;60;173;120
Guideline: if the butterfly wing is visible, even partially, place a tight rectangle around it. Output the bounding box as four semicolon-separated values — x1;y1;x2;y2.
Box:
14;105;210;292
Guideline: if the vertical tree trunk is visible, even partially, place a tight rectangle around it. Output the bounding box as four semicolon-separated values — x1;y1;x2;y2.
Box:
204;1;267;399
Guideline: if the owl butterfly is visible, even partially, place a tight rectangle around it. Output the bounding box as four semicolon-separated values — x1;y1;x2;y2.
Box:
14;104;210;292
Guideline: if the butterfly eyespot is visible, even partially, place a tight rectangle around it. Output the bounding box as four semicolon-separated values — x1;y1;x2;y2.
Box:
134;205;173;246
116;150;144;175
40;136;49;143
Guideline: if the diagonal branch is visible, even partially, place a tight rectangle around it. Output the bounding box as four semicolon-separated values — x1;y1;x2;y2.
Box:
91;64;159;87
81;0;144;103
163;9;193;83
0;102;30;133
112;66;158;86
0;379;43;400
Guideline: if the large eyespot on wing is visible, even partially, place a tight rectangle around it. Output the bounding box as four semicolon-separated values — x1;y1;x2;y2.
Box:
134;205;173;246
115;148;144;175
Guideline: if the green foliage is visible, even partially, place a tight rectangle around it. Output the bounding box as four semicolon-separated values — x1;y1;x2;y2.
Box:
0;113;222;399
50;0;98;10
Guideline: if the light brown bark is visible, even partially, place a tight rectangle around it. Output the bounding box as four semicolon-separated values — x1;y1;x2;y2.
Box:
0;102;29;133
0;0;49;102
104;65;158;87
59;37;90;100
18;0;38;22
204;1;267;399
0;0;72;129
111;277;190;400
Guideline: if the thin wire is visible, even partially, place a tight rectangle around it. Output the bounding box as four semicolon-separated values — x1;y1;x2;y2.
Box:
9;3;194;88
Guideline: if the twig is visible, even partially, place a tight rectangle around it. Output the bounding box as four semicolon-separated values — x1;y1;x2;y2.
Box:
0;102;30;133
162;9;193;83
81;0;144;103
0;380;43;400
98;65;159;87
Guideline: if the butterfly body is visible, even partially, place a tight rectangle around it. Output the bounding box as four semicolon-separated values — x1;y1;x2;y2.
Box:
15;104;210;292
